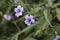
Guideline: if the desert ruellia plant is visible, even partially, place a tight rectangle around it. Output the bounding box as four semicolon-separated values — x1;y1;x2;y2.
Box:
0;0;60;40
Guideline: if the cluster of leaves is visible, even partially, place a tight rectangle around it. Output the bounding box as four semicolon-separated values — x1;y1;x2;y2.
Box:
0;0;60;40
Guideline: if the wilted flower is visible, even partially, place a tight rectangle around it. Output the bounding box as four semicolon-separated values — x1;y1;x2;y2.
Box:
25;15;35;26
14;5;24;17
54;35;60;40
3;14;12;21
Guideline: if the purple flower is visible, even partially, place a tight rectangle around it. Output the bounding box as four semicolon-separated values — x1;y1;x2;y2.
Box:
14;5;24;17
25;15;35;26
3;14;12;21
54;35;60;40
15;0;19;3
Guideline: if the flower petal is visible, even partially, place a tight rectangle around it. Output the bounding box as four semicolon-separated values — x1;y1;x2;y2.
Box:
3;14;11;20
54;35;60;40
30;15;33;18
17;5;21;8
20;7;24;12
15;12;22;17
14;8;17;12
25;20;31;26
31;19;35;23
25;15;29;19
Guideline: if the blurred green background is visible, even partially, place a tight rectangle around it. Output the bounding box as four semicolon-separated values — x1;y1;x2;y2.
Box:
0;0;60;40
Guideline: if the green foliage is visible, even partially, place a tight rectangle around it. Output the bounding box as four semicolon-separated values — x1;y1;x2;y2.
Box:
0;0;60;40
56;8;60;21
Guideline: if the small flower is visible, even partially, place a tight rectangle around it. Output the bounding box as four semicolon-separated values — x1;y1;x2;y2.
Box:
45;4;48;7
44;3;49;8
25;15;35;26
14;5;24;17
3;14;12;21
15;0;19;3
54;35;60;40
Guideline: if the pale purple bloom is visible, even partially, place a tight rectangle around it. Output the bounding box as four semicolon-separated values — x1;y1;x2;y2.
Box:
25;15;35;26
3;14;11;21
54;35;60;40
45;4;48;7
14;5;24;17
44;3;49;8
15;0;19;3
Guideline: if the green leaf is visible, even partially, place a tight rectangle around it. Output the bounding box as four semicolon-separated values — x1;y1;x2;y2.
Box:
56;8;60;21
54;24;60;34
42;35;55;40
23;33;37;40
23;37;36;40
52;3;60;8
43;9;52;27
47;0;53;7
8;34;19;40
34;16;49;37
